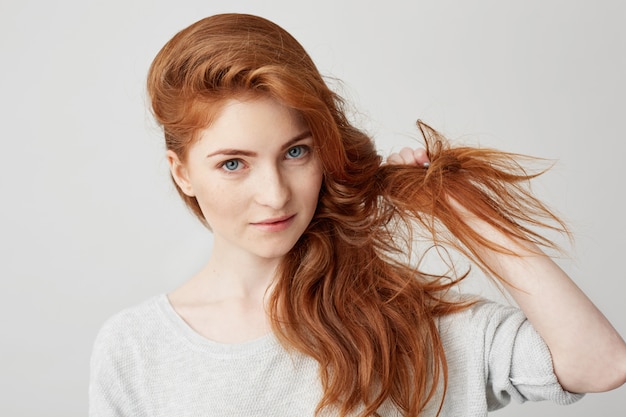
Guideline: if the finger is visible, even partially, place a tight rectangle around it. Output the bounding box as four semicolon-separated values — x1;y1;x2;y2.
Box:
386;152;404;165
387;147;430;166
412;148;430;166
398;147;418;165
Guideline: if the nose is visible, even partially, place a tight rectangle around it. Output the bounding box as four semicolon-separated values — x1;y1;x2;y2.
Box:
254;165;291;209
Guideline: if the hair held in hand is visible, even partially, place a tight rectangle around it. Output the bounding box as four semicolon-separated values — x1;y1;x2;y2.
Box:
147;13;568;417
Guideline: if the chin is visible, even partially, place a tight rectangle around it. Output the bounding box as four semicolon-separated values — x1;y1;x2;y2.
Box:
255;242;298;260
258;248;292;260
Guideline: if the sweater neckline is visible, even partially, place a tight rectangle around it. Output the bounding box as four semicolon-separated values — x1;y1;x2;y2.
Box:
155;293;279;357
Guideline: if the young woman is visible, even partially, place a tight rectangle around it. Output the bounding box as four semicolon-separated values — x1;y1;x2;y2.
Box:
89;13;626;417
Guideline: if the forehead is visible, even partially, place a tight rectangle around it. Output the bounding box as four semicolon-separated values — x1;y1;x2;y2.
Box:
191;96;309;154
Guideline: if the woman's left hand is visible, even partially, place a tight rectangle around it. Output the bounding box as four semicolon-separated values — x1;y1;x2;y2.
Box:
386;147;430;167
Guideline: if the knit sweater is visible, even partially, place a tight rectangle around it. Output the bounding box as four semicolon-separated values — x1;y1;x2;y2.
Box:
89;295;582;416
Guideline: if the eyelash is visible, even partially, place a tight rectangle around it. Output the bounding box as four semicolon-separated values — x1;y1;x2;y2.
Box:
218;145;311;173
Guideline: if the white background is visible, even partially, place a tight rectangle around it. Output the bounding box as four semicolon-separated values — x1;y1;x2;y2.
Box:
1;0;625;415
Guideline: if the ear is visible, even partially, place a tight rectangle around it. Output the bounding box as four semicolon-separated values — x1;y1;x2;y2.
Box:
166;150;195;197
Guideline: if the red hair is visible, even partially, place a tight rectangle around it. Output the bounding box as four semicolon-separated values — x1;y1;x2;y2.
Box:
147;13;567;416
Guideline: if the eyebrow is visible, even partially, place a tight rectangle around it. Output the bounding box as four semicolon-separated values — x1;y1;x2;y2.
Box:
205;131;313;158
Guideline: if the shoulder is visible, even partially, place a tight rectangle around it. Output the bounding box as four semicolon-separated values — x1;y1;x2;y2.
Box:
91;295;169;357
89;295;177;415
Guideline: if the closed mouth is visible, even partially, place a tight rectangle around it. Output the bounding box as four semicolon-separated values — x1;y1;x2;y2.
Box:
252;214;295;225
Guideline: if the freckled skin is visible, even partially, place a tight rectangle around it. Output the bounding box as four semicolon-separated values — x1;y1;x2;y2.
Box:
169;96;323;264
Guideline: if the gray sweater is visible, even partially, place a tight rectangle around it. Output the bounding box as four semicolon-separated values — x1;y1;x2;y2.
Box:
89;295;582;416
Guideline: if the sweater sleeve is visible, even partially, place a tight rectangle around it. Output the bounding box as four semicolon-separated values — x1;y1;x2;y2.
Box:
477;300;585;410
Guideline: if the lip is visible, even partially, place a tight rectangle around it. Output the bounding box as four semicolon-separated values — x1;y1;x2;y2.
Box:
251;214;296;232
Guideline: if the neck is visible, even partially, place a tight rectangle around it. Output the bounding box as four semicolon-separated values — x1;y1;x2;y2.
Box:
167;247;279;344
176;240;282;305
203;253;279;301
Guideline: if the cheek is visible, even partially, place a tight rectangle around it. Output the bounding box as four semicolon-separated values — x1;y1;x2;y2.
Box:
193;183;239;221
305;168;324;205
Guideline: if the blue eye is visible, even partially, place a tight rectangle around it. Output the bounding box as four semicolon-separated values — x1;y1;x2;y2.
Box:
286;145;307;159
222;159;241;171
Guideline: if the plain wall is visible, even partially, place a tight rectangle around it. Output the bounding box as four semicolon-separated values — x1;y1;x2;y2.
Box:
1;0;624;415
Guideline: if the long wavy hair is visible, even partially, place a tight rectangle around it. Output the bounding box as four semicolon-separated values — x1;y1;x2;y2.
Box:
147;13;567;416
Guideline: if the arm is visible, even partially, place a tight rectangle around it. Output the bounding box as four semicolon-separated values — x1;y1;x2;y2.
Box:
388;147;626;393
459;210;626;393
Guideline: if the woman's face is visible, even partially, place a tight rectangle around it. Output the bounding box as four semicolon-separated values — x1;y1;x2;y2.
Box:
168;96;323;262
